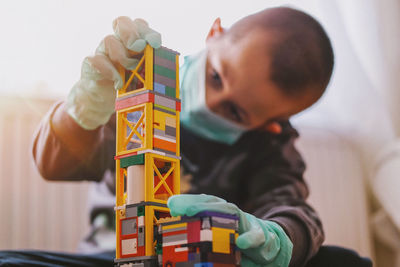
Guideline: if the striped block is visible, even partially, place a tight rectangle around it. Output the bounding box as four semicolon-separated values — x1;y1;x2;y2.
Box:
155;65;176;80
155;47;178;62
163;233;188;246
155;56;176;70
154;74;176;88
154;94;176;110
115;92;154;111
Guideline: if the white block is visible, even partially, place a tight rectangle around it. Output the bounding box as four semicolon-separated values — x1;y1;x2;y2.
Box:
138;216;144;227
122;238;137;255
200;229;212;241
127;165;144;204
175;247;188;252
162;240;188;247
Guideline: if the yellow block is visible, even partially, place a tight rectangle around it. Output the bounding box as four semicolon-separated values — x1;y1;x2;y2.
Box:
144;205;171;256
175;54;180;99
212;227;234;254
162;222;187;231
154;109;177;131
145;45;154;91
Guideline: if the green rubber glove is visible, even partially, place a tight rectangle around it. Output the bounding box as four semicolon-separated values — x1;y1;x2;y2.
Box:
67;17;161;130
167;194;293;267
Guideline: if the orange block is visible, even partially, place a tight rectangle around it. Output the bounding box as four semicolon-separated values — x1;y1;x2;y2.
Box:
153;138;176;153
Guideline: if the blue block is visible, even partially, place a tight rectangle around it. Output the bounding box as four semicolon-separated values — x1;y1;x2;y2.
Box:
154;82;166;94
195;263;213;267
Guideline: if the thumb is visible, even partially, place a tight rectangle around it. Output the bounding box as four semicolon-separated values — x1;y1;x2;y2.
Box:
236;228;265;249
236;217;266;249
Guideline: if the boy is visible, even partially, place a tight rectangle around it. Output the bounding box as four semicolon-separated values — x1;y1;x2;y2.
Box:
1;7;371;267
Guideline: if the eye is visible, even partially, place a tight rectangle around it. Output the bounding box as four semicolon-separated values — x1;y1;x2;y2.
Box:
210;69;222;89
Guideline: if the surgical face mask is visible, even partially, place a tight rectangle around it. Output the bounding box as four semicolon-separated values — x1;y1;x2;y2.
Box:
180;50;247;145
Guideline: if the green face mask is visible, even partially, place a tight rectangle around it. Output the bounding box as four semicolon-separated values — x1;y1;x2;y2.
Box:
180;50;247;145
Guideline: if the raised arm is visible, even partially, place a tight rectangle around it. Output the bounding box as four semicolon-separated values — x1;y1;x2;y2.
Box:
32;17;162;181
32;101;115;181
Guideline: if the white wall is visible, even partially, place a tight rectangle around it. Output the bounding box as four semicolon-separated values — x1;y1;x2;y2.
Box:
0;0;299;98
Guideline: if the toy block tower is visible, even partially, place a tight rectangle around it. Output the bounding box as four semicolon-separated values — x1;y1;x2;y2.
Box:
114;45;181;267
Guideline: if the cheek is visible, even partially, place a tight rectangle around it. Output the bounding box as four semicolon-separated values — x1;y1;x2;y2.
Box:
204;85;220;113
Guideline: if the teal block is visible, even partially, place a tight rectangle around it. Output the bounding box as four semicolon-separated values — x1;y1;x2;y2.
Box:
165;86;176;98
155;64;176;80
155;48;176;62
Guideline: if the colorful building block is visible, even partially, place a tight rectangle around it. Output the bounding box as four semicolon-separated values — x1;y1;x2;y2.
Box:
115;44;239;267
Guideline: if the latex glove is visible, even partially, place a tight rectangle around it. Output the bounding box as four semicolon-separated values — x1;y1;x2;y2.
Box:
67;17;161;130
167;194;293;267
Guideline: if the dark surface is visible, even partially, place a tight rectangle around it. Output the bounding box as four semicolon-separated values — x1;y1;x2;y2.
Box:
0;246;372;267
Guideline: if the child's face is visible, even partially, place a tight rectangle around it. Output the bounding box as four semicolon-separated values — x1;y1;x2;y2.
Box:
205;19;316;133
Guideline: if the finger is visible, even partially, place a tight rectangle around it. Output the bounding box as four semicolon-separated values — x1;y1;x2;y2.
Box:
113;16;143;51
113;17;162;51
84;54;123;90
96;35;139;70
186;201;240;216
236;228;265;249
113;16;148;52
132;18;162;49
167;194;228;217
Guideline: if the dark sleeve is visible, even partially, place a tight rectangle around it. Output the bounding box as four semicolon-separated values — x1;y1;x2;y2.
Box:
243;126;324;267
32;101;115;181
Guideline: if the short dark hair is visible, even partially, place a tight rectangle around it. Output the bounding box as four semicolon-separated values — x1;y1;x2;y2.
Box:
230;7;334;98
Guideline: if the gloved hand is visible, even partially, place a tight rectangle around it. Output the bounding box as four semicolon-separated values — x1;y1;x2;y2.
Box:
167;194;293;267
67;17;161;130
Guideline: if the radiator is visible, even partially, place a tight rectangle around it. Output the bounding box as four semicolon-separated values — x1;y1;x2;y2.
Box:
0;95;90;252
295;126;374;259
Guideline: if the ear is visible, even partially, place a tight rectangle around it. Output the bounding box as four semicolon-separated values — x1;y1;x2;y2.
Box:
264;122;282;134
206;18;224;42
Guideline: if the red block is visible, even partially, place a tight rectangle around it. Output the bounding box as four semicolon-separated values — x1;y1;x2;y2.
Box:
187;220;201;243
163;229;187;237
114;151;138;160
176;101;181;112
163;245;188;266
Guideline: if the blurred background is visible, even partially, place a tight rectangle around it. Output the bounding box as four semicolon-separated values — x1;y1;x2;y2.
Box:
0;0;399;266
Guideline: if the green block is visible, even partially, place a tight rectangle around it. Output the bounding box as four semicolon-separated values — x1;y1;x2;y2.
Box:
165;86;176;98
154;65;176;80
155;48;176;62
156;243;163;255
138;206;145;216
120;154;144;168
